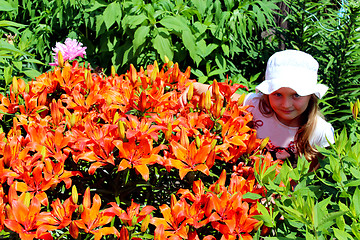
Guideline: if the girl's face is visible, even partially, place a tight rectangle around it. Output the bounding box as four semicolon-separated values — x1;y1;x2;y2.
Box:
268;87;311;127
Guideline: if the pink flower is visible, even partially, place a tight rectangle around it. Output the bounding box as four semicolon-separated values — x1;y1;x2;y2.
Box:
50;38;87;66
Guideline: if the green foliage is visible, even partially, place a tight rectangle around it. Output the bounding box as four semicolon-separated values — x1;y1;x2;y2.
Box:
1;0;281;95
276;0;360;131
0;2;43;92
259;125;360;239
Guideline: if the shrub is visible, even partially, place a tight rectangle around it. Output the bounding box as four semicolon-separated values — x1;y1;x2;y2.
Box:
0;57;280;239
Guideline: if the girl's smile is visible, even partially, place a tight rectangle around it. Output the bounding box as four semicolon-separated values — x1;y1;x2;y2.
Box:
268;87;311;127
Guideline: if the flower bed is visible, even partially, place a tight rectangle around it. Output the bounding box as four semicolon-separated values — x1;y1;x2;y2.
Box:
0;59;281;239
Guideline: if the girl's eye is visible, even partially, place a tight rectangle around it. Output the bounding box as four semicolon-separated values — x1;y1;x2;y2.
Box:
293;94;300;98
273;93;282;97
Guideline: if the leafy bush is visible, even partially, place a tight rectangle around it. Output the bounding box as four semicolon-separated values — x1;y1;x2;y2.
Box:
2;0;281;90
275;0;360;131
0;57;281;239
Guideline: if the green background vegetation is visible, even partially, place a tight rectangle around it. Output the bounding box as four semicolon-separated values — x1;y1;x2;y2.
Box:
1;0;360;239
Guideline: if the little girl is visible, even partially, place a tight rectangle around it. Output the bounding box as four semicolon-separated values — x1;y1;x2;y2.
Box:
179;49;335;165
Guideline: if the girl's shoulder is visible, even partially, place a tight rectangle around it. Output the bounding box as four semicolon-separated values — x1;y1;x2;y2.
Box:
310;115;335;147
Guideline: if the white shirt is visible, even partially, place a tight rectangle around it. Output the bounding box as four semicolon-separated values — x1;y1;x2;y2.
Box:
244;93;335;160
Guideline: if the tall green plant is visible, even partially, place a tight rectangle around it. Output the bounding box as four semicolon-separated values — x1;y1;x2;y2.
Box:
0;3;43;93
5;0;281;86
275;0;360;131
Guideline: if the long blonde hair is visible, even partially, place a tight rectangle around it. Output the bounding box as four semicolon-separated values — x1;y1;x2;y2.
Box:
258;94;320;161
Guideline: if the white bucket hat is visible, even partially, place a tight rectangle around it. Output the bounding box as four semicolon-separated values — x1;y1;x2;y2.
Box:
256;49;328;99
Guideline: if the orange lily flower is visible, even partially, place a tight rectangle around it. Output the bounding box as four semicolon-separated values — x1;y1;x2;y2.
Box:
170;140;212;180
4;191;51;240
114;139;161;181
109;199;156;227
151;195;190;239
73;187;119;240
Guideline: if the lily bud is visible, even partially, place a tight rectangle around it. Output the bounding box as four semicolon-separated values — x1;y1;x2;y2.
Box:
165;122;172;141
212;80;220;100
220;107;226;117
211;139;217;150
195;135;201;148
41;145;47;161
259;137;269;150
150;64;158;84
70;113;76;128
69;222;79;239
12;76;18;94
214;97;222;118
180;127;189;148
187;82;194;101
351;100;360;120
78;204;84;214
253;220;263;231
58;51;64;68
131;215;138;226
237;93;246;106
141;215;151;232
130;64;137;84
139;91;147;112
111;65;116;78
118;120;126;140
72;185;78;204
24;192;31;208
25;83;29;94
214;183;220;194
204;90;211;111
199;92;205;111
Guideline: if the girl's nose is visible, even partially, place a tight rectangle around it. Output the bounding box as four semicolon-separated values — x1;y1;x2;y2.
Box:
281;98;292;108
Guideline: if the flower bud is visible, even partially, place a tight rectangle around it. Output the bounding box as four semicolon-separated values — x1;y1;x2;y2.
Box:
131;215;138;226
118;120;126;140
187;82;194;101
259;137;269;150
204;90;211;111
212;80;220;100
253;220;263;231
70;113;76;128
41;145;47;161
111;65;116;78
211;139;217;150
58;51;64;68
141;215;151;232
139;91;147;112
24;192;31;208
199;92;205;111
195;135;201;148
165;122;172;141
237;93;246;105
180;127;189;148
72;185;78;204
12;76;18;94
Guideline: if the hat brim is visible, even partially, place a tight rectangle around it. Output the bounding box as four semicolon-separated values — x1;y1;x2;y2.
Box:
256;80;328;99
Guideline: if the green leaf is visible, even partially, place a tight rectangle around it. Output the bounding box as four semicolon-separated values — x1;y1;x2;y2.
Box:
159;15;191;33
133;25;150;53
252;202;274;227
22;69;42;79
0;40;31;56
152;29;173;62
0;0;16;11
123;14;148;29
0;20;26;28
333;228;354;240
242;192;262;200
182;30;201;66
103;2;122;30
352;187;360;218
